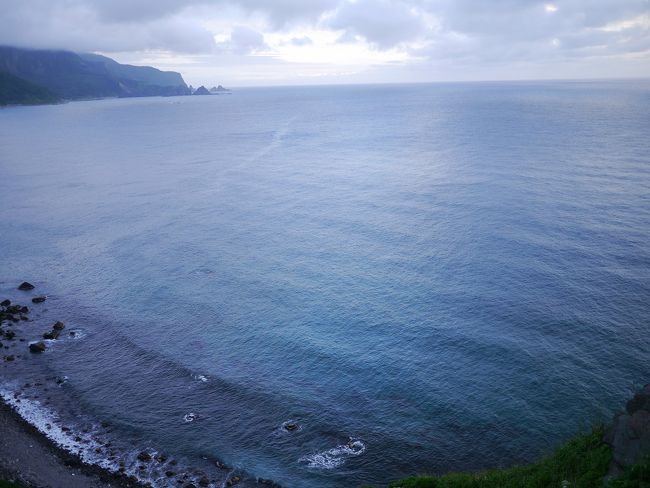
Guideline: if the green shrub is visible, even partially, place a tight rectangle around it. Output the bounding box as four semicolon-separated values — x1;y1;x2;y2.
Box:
385;427;611;488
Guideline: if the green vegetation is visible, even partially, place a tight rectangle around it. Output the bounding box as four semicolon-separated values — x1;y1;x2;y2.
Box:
0;71;60;106
0;481;26;487
369;427;649;488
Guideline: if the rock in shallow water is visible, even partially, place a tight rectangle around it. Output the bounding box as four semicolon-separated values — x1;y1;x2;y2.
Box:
29;341;46;353
0;299;10;307
32;296;47;303
18;282;35;290
137;451;152;462
53;321;65;330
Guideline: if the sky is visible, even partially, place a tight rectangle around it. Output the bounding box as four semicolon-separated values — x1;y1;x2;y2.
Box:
0;0;649;87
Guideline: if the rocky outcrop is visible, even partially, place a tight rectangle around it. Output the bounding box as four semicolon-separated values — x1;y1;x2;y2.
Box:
29;342;46;353
604;384;650;476
193;86;211;96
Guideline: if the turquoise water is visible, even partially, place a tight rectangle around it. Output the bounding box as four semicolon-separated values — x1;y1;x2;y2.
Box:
1;81;650;487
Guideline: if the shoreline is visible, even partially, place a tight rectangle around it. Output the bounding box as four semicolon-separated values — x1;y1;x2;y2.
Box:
0;397;144;488
0;290;249;488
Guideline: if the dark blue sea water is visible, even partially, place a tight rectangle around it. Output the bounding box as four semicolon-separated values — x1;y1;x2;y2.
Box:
1;80;650;488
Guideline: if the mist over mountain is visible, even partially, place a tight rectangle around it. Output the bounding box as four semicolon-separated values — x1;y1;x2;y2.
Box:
0;46;190;105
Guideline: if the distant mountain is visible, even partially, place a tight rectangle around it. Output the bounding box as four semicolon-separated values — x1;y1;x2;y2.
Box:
78;53;186;88
0;46;190;103
0;70;60;106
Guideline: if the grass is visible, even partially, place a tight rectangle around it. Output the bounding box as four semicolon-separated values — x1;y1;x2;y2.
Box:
366;426;647;488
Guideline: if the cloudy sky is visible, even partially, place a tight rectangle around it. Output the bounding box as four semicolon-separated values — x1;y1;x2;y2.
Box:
1;0;649;86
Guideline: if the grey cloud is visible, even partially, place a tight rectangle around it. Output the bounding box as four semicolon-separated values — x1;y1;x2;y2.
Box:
328;0;428;48
218;26;267;55
0;0;216;53
0;0;647;83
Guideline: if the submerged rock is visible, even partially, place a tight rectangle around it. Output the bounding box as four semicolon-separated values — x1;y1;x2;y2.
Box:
284;422;299;432
227;476;241;486
32;296;47;303
137;451;152;462
53;321;65;330
29;341;46;353
18;282;35;290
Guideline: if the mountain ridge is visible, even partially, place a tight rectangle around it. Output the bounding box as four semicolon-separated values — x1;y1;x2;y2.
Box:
0;46;191;105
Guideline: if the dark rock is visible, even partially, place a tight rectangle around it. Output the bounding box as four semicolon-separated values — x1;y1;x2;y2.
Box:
4;355;15;361
29;341;46;353
258;479;281;487
53;321;65;330
20;306;29;313
155;454;168;463
214;460;229;469
227;476;241;486
169;459;178;465
193;86;211;96
627;385;650;414
43;330;60;340
604;384;650;476
137;451;152;462
20;315;29;321
198;477;210;487
283;422;298;432
4;330;16;340
32;296;47;303
0;299;10;307
186;484;197;488
18;282;35;290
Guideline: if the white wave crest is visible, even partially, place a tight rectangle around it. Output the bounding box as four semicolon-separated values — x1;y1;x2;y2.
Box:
299;439;366;469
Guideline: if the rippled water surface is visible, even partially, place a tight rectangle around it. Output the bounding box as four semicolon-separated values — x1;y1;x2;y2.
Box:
1;81;650;487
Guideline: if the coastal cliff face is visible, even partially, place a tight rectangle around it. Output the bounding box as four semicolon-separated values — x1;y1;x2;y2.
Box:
604;384;650;476
0;46;190;104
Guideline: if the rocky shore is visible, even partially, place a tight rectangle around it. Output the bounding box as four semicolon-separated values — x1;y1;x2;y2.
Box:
0;399;144;488
0;282;265;488
0;282;145;487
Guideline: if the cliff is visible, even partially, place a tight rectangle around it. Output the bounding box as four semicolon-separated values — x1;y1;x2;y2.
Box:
0;46;190;104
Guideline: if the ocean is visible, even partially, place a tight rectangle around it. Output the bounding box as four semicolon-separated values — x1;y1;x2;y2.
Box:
1;80;649;487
